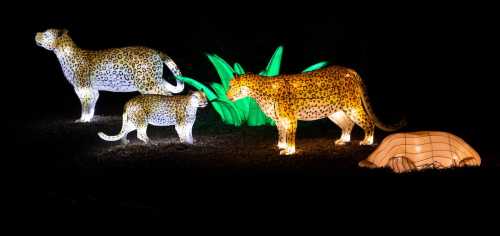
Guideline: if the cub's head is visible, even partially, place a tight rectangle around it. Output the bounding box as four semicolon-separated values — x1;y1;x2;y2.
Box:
226;74;257;102
190;91;208;108
35;28;69;51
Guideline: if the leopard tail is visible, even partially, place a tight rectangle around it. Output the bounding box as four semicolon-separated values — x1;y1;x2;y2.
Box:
98;113;130;141
358;79;407;132
159;52;184;94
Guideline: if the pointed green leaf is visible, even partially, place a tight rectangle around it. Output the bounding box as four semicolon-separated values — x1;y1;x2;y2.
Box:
178;76;242;126
177;76;218;101
303;61;329;72
207;54;236;91
234;62;245;75
260;45;284;76
210;83;243;126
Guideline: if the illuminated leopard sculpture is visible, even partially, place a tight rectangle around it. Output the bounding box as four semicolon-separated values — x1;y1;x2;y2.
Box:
35;28;184;122
98;91;207;144
227;66;404;155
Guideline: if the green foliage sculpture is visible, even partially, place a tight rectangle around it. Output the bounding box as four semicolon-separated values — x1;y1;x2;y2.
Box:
177;46;329;126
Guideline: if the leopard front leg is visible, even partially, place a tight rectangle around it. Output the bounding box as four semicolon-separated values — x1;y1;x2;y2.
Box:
175;123;194;144
276;122;287;149
276;117;297;156
74;87;99;123
136;125;151;144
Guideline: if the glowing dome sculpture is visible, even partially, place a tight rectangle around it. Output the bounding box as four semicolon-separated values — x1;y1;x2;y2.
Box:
359;131;481;173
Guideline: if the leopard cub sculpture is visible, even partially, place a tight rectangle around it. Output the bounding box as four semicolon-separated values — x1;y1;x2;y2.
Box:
35;28;184;122
98;91;207;145
226;66;405;155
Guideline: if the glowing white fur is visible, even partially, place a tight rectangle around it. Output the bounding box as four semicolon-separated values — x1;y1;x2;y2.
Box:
35;28;184;122
98;91;208;144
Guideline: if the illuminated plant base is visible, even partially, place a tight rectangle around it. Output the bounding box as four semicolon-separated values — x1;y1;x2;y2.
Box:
226;66;403;155
98;92;207;144
359;131;481;173
35;28;184;122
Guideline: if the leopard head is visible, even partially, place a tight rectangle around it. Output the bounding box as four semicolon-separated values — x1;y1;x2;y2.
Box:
191;91;208;108
226;74;257;102
35;28;70;51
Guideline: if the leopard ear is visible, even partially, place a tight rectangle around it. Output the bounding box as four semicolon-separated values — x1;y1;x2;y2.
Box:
58;29;68;37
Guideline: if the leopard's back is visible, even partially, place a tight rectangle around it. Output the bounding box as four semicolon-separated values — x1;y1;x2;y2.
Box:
125;94;189;126
88;47;163;92
283;66;365;120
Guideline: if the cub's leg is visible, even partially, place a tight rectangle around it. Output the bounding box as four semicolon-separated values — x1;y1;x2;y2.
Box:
136;124;150;144
344;107;375;145
186;123;194;144
120;116;133;145
184;122;195;144
175;123;194;144
174;124;185;143
117;113;135;145
328;111;355;145
277;117;297;155
74;87;99;122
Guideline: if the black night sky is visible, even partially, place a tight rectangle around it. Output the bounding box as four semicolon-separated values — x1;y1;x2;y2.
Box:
16;4;495;129
8;2;500;216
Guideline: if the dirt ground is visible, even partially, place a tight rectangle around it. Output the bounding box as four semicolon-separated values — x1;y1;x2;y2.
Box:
15;107;499;214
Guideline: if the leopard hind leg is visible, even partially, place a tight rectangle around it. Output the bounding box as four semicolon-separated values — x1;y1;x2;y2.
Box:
328;110;355;145
344;107;375;145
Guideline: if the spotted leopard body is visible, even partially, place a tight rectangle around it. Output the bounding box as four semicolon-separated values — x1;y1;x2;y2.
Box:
226;66;403;155
98;91;208;144
35;28;184;122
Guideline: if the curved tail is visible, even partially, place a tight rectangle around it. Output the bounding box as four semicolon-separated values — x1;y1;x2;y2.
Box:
358;78;407;132
160;52;184;94
98;113;130;141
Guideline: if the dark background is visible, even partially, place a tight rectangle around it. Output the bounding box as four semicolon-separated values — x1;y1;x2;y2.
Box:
7;2;500;217
13;3;496;131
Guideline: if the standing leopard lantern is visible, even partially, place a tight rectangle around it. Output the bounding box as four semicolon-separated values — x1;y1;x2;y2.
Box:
226;66;405;155
359;131;481;173
98;91;208;144
35;28;184;122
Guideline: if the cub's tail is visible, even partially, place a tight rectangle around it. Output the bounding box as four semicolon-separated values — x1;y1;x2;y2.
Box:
357;77;407;132
160;52;184;94
98;113;131;141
